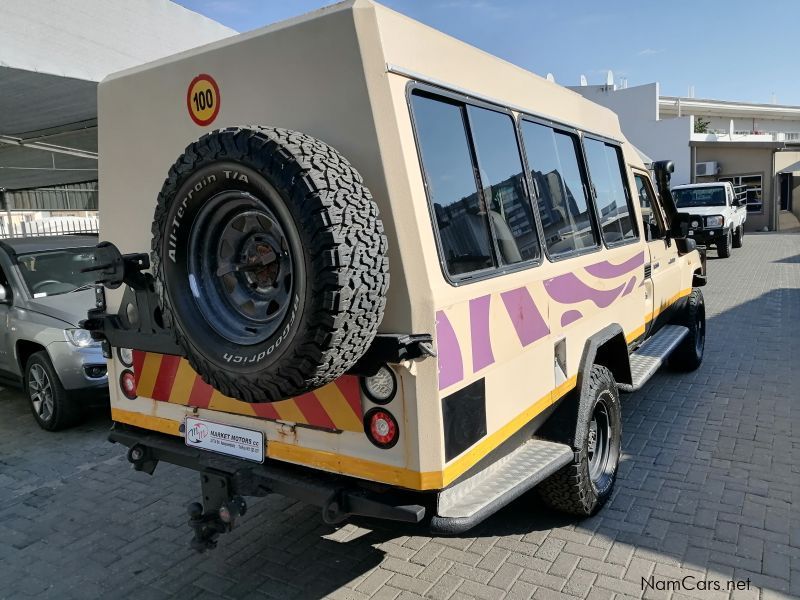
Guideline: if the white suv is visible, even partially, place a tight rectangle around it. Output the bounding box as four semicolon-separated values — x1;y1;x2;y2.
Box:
672;182;747;258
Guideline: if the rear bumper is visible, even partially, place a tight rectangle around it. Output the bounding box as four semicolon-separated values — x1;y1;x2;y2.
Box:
109;423;426;525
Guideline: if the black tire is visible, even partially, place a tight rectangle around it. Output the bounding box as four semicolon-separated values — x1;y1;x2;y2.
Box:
732;225;744;248
717;228;732;258
668;288;705;371
25;351;82;431
538;365;621;516
152;127;388;403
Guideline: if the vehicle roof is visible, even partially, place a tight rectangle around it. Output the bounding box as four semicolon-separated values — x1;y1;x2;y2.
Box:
672;182;729;190
0;235;98;256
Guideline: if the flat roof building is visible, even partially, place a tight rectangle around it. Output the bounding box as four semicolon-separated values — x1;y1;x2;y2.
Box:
572;82;800;232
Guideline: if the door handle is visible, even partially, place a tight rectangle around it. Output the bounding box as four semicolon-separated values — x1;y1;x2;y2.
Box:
668;257;676;265
653;262;660;269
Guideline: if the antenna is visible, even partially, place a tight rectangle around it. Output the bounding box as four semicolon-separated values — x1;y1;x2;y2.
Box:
580;74;588;86
546;73;555;83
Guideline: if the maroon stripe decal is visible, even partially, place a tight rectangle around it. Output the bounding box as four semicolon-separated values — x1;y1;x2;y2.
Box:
294;393;337;430
469;295;494;372
188;377;214;409
436;310;464;390
500;286;550;347
544;273;625;308
150;354;181;401
584;251;645;279
251;402;280;420
132;350;146;385
336;376;363;418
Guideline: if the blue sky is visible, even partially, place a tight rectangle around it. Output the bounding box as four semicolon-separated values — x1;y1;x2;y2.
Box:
176;0;798;105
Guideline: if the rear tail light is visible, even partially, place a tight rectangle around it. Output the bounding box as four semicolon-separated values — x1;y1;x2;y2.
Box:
119;369;137;399
364;408;399;449
361;365;397;404
117;347;134;367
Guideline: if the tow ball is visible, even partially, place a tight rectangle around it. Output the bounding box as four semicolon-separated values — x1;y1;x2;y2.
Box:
187;473;247;552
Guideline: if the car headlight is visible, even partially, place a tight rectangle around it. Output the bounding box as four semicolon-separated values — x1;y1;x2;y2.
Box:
705;215;724;228
65;328;98;348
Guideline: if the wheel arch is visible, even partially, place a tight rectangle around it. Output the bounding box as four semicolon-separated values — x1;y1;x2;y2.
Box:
538;325;630;450
16;339;47;373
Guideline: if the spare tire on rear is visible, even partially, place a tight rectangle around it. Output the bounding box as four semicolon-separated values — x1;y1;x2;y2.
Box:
151;126;389;403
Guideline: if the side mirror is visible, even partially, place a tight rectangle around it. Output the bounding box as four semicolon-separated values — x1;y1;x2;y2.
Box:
0;285;10;304
669;212;694;240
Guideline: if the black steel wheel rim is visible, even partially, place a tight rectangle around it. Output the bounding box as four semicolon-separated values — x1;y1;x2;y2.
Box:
587;393;613;486
695;305;705;357
187;190;295;346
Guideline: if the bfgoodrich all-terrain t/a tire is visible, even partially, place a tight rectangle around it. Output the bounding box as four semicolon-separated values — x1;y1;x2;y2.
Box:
537;365;621;516
668;288;706;372
152;127;389;403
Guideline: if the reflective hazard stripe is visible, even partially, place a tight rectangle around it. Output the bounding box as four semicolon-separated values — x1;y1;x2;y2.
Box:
131;352;363;432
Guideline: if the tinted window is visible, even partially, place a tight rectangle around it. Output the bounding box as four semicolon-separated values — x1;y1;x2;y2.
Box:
412;93;494;276
634;173;665;241
521;121;597;256
583;139;638;244
468;106;539;263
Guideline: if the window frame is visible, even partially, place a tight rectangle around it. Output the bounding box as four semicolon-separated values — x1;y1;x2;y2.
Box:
518;113;603;263
407;83;544;286
580;134;641;249
631;169;668;241
718;173;764;214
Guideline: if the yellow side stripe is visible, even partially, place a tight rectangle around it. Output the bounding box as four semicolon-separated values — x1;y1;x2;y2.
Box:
135;353;162;398
112;408;182;437
626;287;692;344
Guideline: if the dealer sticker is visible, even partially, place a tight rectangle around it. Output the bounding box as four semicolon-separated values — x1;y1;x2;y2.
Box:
185;417;264;463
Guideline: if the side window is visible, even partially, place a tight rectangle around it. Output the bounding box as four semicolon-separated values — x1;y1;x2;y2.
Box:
521;120;598;256
411;93;494;276
634;173;666;241
467;106;539;264
583;138;639;245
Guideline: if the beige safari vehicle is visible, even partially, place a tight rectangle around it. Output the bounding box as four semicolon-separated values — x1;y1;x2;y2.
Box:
85;0;708;550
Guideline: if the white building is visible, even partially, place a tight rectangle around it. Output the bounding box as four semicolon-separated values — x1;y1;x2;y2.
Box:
571;82;800;232
0;0;236;233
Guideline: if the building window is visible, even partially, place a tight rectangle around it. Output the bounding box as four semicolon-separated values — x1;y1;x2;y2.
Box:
520;120;598;257
411;93;495;277
719;174;763;213
583;138;638;245
467;105;539;264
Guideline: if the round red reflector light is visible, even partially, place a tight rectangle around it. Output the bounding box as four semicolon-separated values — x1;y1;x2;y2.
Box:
119;369;137;399
364;408;399;449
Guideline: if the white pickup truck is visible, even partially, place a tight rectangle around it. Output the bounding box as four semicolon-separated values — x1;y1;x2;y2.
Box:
671;182;747;258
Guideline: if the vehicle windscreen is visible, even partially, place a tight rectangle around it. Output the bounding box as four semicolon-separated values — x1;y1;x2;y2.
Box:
16;248;97;297
672;187;726;208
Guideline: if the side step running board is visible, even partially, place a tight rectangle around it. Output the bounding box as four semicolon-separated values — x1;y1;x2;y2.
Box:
618;324;689;392
430;439;573;535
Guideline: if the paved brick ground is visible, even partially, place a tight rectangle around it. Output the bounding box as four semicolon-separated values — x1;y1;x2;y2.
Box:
1;233;798;600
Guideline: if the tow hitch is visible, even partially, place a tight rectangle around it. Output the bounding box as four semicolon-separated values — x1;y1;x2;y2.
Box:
187;473;247;552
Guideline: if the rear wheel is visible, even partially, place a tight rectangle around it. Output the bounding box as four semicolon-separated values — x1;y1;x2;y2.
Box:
732;225;744;248
717;228;732;258
25;351;82;431
669;288;705;371
538;365;621;516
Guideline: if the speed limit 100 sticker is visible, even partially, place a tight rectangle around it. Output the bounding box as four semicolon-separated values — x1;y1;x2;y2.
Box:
186;74;220;126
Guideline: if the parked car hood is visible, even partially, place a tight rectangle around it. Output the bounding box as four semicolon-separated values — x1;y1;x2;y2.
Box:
676;206;728;217
25;289;95;327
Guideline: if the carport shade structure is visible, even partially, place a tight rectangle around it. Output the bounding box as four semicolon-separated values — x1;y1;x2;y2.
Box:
0;0;236;191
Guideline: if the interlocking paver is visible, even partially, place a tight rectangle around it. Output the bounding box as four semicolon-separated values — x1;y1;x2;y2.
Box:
0;233;798;599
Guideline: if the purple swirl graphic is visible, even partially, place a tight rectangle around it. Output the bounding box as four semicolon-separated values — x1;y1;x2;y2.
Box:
500;287;550;347
585;251;645;279
544;273;625;308
469;295;495;372
560;309;583;326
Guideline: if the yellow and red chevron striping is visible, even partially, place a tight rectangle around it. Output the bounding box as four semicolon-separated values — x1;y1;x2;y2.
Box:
131;351;363;432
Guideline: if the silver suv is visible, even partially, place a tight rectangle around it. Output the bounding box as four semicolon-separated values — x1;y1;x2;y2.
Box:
0;235;108;430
